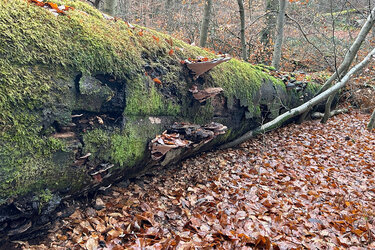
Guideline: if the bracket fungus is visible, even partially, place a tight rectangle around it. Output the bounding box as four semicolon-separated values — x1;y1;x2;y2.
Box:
183;56;231;79
189;85;224;103
149;122;227;161
149;131;191;161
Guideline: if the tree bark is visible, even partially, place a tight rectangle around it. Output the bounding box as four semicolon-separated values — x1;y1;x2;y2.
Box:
260;0;278;45
311;109;348;119
321;93;335;123
102;0;117;16
271;0;287;70
221;47;375;149
237;0;247;60
368;108;375;130
248;0;253;18
199;0;213;47
165;0;173;31
117;0;128;19
94;0;102;8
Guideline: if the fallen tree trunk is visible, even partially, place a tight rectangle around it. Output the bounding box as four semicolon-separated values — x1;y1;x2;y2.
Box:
221;47;375;149
0;0;318;241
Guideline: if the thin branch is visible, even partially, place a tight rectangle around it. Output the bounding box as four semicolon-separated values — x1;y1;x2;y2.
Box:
330;0;340;81
286;13;333;71
223;11;277;40
244;11;277;30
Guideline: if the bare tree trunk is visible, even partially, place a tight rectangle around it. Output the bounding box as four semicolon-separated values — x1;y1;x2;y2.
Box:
94;0;102;8
321;94;335;123
199;0;213;47
260;0;278;45
271;0;287;70
221;47;375;149
165;0;173;31
117;0;128;19
102;0;117;16
368;108;375;130
248;0;253;18
237;0;247;60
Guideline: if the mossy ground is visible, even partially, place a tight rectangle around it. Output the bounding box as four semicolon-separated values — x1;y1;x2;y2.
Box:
0;0;298;204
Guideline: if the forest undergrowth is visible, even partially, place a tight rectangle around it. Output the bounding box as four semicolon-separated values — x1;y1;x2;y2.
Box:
19;109;375;249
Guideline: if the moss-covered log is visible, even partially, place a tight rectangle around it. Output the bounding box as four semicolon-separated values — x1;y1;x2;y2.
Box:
0;0;318;241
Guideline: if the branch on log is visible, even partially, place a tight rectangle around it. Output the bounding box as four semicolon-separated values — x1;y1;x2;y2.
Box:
311;109;349;119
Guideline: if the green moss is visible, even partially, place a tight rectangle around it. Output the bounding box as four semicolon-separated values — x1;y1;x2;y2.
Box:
82;129;111;163
210;59;282;113
110;126;145;167
253;64;276;72
306;82;321;93
0;0;150;199
318;9;359;17
83;121;164;168
186;101;215;125
124;75;180;116
82;126;145;168
38;189;53;204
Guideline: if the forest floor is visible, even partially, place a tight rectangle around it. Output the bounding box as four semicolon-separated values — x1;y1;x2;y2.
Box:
18;109;375;249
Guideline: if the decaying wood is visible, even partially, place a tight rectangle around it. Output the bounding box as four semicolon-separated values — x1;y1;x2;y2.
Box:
150;131;190;161
221;47;375;149
52;132;75;138
189;85;223;103
150;122;227;160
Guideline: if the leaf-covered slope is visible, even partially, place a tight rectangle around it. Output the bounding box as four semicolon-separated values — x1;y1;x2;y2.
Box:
25;111;375;249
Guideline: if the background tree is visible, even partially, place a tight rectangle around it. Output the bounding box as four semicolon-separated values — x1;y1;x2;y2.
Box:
199;0;213;47
260;0;278;45
102;0;117;15
271;0;287;69
237;0;247;60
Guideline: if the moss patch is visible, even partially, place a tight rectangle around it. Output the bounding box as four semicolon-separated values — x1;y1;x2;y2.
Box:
210;59;284;115
82;126;146;168
124;75;180;116
83;120;164;168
